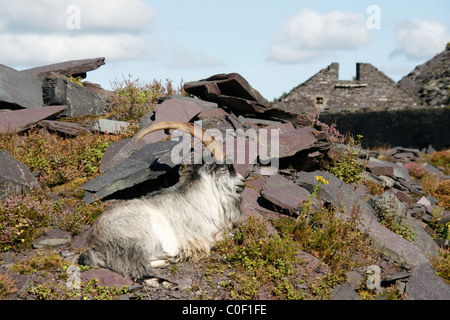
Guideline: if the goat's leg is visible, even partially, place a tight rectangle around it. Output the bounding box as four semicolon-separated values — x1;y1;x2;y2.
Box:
149;254;180;268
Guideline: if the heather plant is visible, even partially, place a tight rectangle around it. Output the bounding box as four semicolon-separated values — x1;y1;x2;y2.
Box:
0;194;52;251
0;127;119;189
305;111;344;143
404;162;427;179
107;75;176;122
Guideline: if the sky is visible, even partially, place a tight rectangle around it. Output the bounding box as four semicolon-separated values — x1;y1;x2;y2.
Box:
0;0;449;101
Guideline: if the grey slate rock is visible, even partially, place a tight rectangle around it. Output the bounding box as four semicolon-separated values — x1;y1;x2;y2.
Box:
406;263;450;300
0;150;39;199
261;174;310;211
93;119;129;134
42;77;106;117
0;64;44;110
330;282;362;300
82;140;185;203
32;229;71;249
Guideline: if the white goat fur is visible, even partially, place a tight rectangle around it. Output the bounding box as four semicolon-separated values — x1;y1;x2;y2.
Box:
78;163;245;280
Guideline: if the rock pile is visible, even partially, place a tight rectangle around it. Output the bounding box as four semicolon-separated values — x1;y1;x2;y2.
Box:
0;60;449;300
399;43;450;108
0;57;109;133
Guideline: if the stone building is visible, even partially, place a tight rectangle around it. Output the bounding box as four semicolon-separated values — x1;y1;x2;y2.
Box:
273;62;423;114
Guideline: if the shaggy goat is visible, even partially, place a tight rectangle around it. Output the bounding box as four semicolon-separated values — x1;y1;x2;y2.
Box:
78;121;245;282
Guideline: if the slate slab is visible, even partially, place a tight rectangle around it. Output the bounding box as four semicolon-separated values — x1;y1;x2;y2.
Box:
38;119;90;136
0;64;44;110
82;140;186;203
136;97;204;147
278;127;317;158
0;150;39;199
405;263;450;300
0;105;68;133
81;268;133;287
330;282;362;300
22;57;105;79
261;174;311;211
42;78;106;117
223;136;258;177
93;119;129;134
32;229;71;249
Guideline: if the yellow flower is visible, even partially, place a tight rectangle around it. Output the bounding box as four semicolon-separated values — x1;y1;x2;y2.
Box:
314;176;329;185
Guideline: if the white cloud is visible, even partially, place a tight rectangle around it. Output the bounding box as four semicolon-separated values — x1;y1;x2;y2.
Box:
166;45;225;69
0;0;159;66
0;34;162;65
268;9;372;63
391;19;449;60
0;0;156;33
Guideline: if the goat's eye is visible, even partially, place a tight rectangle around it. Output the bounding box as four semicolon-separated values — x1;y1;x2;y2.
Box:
219;167;228;174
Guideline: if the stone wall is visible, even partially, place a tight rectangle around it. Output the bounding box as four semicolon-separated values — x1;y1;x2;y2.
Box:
273;62;423;114
319;107;450;150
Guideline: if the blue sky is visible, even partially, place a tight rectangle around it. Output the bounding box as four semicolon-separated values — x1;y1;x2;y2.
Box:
0;0;449;101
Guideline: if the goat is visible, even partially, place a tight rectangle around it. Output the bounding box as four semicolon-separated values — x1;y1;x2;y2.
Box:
78;121;245;283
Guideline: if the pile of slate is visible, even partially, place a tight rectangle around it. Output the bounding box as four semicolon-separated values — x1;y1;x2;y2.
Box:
1;60;449;300
0;57;113;134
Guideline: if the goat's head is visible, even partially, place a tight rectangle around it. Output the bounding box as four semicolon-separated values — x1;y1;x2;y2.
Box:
194;162;246;194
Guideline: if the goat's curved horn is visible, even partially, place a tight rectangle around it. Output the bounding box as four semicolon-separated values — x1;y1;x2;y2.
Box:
134;121;225;161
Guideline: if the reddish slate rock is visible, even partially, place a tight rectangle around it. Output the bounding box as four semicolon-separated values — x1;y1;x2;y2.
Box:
197;108;229;119
0;64;44;110
184;73;312;126
22;57;105;79
278;127;317;158
394;190;414;208
240;187;279;236
366;158;395;176
223;136;258;177
38;119;90;136
246;176;268;191
261;174;311;211
0;105;68;133
135;98;203;147
264;122;296;134
83;81;116;99
184;73;270;106
81;268;133;287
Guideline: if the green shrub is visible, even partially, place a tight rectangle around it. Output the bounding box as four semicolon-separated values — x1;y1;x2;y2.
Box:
329;134;366;184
